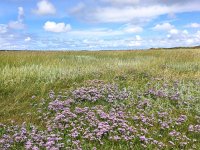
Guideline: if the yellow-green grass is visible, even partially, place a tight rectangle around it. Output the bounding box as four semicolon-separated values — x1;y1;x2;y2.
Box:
0;49;200;125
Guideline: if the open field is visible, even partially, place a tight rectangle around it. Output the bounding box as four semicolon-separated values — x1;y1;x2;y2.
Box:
0;49;200;149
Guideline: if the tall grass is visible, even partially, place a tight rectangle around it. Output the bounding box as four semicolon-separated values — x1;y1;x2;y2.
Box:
0;49;199;124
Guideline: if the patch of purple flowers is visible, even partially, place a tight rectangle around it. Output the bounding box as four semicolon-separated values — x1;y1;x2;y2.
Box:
72;80;130;102
0;80;199;149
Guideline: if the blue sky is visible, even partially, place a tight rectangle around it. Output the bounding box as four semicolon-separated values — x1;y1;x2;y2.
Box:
0;0;200;50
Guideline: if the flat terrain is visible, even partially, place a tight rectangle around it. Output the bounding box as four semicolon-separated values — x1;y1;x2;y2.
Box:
0;49;200;149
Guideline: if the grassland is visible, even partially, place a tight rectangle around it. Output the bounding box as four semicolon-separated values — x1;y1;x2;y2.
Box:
0;49;200;149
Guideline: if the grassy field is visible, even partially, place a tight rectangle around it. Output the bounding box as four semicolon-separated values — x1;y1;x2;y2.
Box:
0;49;200;149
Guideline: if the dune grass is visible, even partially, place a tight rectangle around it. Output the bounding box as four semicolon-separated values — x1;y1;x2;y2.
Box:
0;49;199;123
0;49;200;149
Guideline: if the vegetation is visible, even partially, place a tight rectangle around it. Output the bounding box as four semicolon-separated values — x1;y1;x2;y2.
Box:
0;49;200;149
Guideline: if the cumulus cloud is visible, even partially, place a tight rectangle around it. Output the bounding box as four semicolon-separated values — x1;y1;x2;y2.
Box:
43;21;71;33
152;23;184;38
153;23;174;31
187;23;200;28
33;0;56;15
169;29;179;34
8;7;25;30
24;37;31;42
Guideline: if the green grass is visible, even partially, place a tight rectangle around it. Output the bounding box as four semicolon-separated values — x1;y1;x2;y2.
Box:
0;49;200;124
0;49;200;149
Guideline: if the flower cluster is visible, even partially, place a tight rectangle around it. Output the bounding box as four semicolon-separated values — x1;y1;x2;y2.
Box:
0;123;63;150
188;124;200;133
146;88;181;101
72;80;130;102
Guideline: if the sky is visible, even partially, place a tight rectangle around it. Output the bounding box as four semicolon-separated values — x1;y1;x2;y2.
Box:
0;0;200;50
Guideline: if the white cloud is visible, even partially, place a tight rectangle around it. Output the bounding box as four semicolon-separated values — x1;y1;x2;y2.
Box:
1;29;200;50
69;28;121;37
153;23;174;31
167;34;171;38
93;5;170;23
71;1;200;23
123;24;143;33
0;24;8;33
101;0;140;5
0;32;32;50
8;7;25;30
196;30;200;38
183;30;189;35
161;29;200;48
18;7;24;21
34;0;56;15
187;23;200;28
43;21;71;33
87;38;142;48
169;29;179;34
67;25;143;38
126;35;142;47
8;21;25;30
128;41;141;47
24;37;31;42
186;39;194;44
136;35;142;41
81;36;143;49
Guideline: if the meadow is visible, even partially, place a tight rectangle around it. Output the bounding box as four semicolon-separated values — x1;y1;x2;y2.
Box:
0;49;200;149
